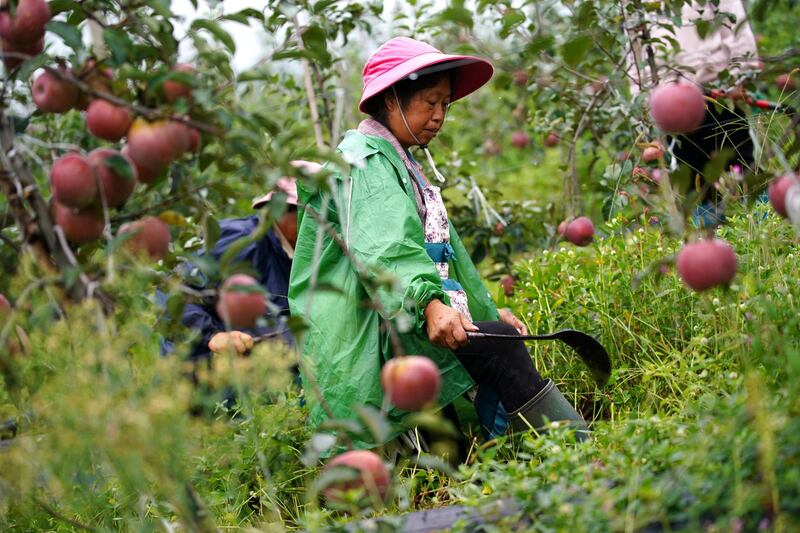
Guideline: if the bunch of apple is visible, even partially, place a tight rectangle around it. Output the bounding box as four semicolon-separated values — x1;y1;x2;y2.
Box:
0;0;50;71
30;51;200;258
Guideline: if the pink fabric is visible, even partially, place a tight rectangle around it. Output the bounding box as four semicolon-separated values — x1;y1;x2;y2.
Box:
358;117;428;223
359;37;493;113
252;160;320;209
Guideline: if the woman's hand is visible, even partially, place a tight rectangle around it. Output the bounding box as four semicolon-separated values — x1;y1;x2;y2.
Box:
424;299;478;350
498;308;528;335
208;331;254;355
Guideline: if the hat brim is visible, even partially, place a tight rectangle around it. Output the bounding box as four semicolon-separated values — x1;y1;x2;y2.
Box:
252;161;320;210
359;53;493;113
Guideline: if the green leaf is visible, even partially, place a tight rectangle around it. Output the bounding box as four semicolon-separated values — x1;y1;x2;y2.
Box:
16;53;49;81
702;148;735;184
237;69;274;83
165;293;186;323
221;8;264;24
501;7;525;33
62;265;82;289
7;114;30;134
695;19;710;39
301;24;328;62
356;405;390;443
47;0;81;16
203;215;221;254
312;0;338;14
148;0;173;20
109;230;135;253
104;154;134;181
561;35;593;67
440;4;474;29
525;35;555;55
191;19;236;54
103;29;134;66
65;8;87;26
576;2;598;29
46;20;84;53
286;315;309;336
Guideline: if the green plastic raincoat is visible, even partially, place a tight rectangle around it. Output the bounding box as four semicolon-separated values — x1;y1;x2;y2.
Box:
288;130;499;447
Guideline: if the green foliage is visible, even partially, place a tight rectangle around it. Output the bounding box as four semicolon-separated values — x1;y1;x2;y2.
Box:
2;0;800;530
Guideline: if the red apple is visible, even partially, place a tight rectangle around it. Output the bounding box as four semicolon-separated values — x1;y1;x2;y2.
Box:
775;74;796;92
0;0;51;44
380;355;441;411
0;293;10;314
501;275;514;297
162;63;194;103
51;201;104;244
767;174;797;218
121;145;165;185
87;148;136;208
118;216;170;260
50;153;97;209
642;141;664;162
557;218;572;236
544;132;559;148
512;69;528;87
187;128;201;152
127;118;182;171
493;221;505;236
85;99;132;142
483;138;501;156
565;216;594;246
32;69;79;113
324;450;390;504
676;239;737;291
215;274;266;328
649;83;707;134
511;131;530;149
1;35;42;70
164;120;191;156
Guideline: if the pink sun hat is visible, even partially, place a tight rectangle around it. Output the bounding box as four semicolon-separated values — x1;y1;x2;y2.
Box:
251;160;321;209
359;37;494;113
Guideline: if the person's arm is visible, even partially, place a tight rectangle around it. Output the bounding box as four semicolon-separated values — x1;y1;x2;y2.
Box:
337;155;449;337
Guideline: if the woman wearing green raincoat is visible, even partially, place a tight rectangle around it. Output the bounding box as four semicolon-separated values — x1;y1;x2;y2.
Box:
289;37;588;448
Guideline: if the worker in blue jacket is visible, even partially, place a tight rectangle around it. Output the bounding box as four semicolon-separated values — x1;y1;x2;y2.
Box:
163;164;318;359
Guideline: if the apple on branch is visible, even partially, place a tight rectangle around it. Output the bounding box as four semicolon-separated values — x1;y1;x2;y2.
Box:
380;355;441;411
88;148;137;209
323;450;391;507
50;153;98;209
215;274;266;328
677;239;737;291
118;216;170;260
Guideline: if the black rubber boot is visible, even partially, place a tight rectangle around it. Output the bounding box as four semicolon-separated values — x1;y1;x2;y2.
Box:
507;379;589;441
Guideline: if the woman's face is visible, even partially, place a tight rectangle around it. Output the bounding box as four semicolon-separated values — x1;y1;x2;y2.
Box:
383;76;451;149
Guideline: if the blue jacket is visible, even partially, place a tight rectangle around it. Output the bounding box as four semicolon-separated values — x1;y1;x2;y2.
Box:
162;215;294;359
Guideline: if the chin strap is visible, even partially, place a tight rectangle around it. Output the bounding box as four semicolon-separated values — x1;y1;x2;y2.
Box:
393;87;447;183
419;144;447;183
